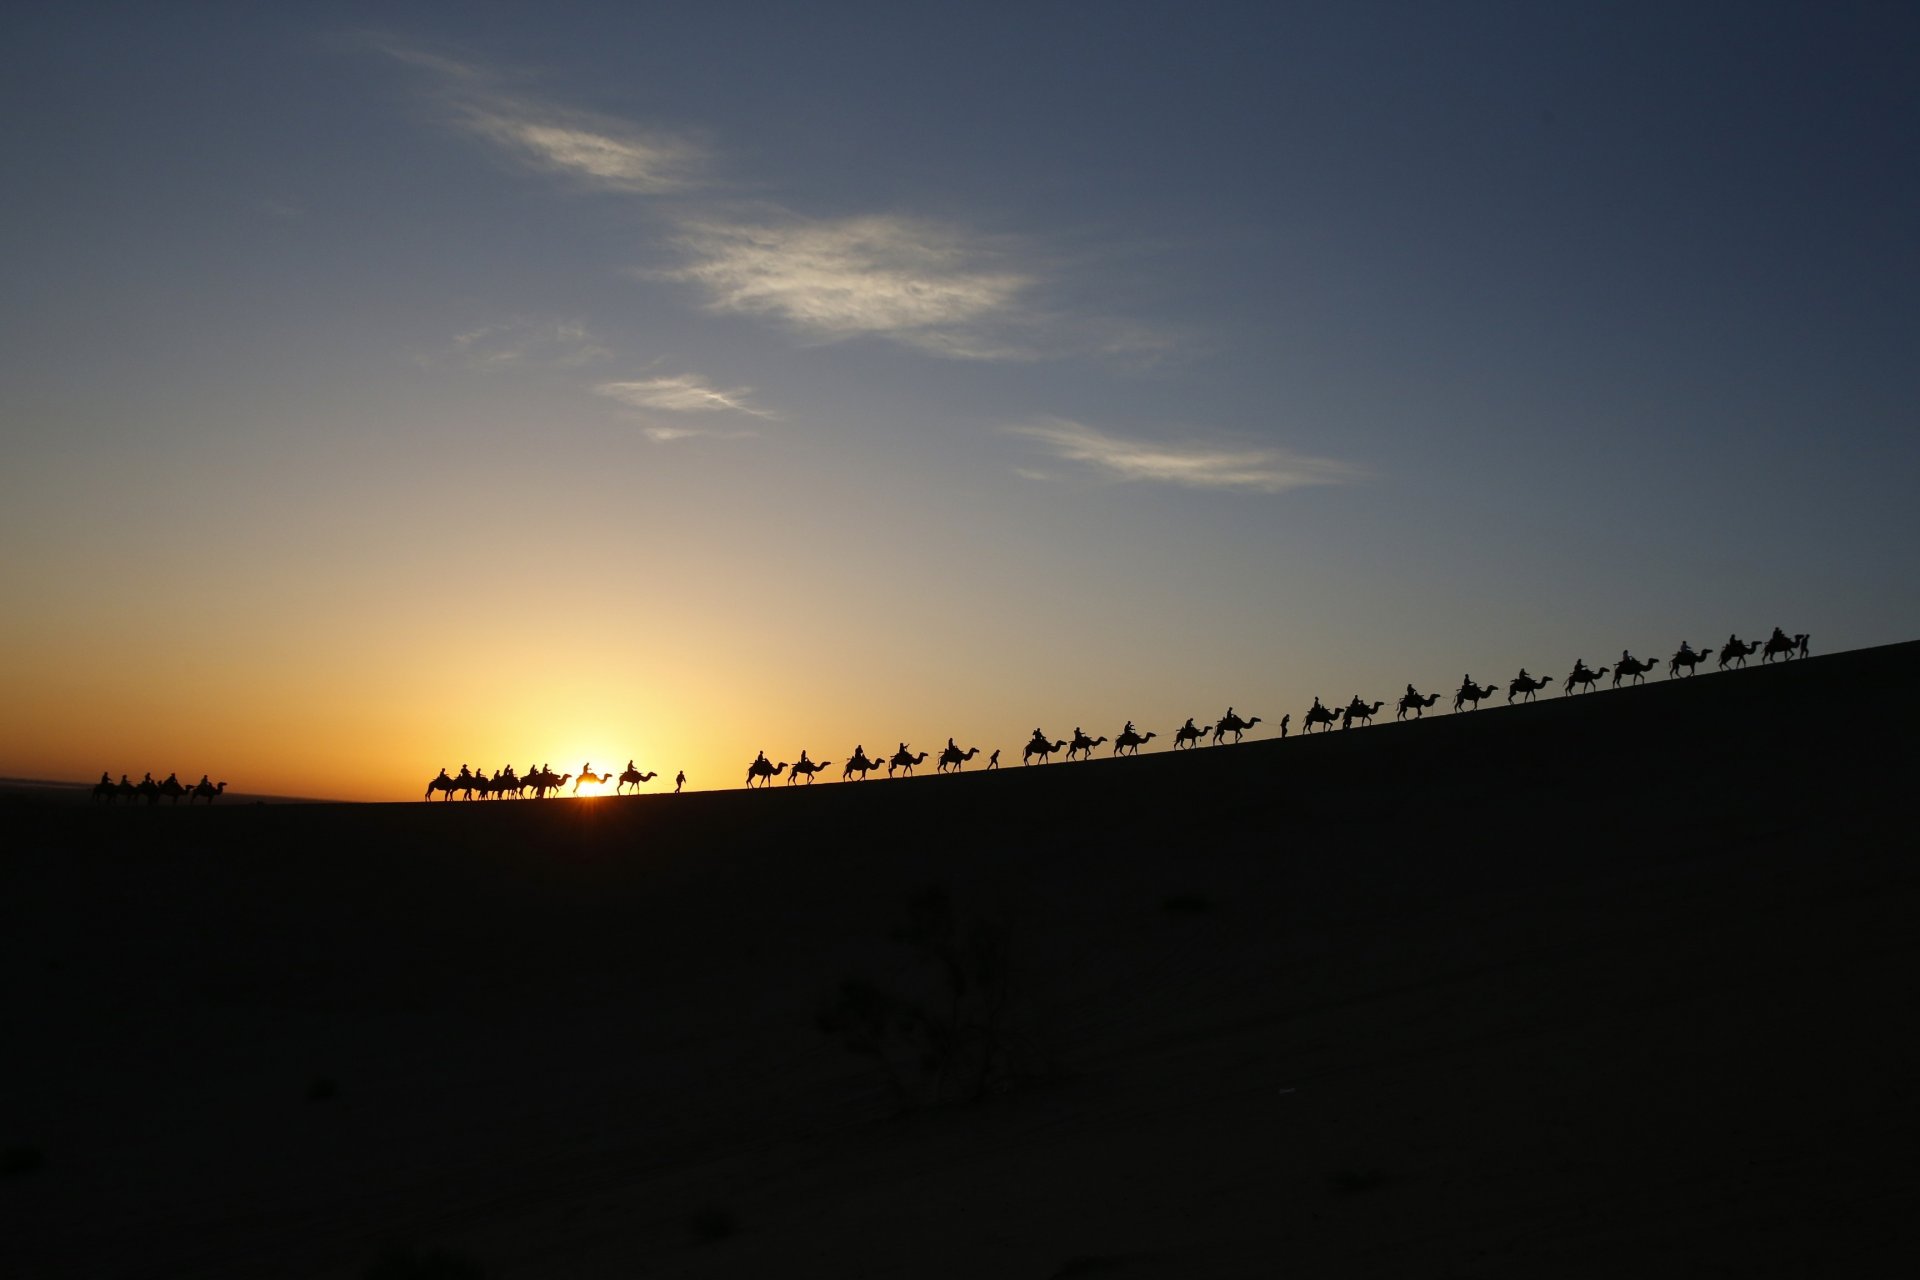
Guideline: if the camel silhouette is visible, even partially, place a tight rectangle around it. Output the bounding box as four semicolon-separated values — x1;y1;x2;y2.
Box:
91;776;120;803
842;748;881;781
1065;731;1108;761
188;779;226;804
787;758;832;784
1668;647;1709;678
616;766;657;794
573;766;615;794
1023;738;1067;764
1454;680;1496;712
1612;655;1657;687
1563;664;1609;695
1302;701;1339;733
1507;672;1553;703
745;757;788;788
887;748;928;778
1762;630;1808;663
1340;700;1383;730
1212;713;1261;745
1172;722;1207;750
937;744;981;773
1112;728;1157;756
1396;691;1440;721
1718;637;1760;670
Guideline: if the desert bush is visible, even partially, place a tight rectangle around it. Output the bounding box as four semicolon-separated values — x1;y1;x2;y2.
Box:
818;886;1024;1106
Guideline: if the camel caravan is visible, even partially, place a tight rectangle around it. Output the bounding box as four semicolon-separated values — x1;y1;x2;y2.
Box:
92;771;225;805
416;628;1811;799
424;760;664;801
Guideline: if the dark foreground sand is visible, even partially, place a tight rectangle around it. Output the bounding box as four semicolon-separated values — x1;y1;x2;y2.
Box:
4;645;1917;1278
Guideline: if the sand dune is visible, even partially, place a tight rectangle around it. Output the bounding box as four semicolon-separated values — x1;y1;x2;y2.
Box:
3;644;1916;1277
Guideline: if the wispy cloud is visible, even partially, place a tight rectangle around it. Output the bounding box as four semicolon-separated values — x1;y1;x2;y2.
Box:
664;215;1037;358
445;318;610;369
374;38;702;193
457;101;700;192
594;374;773;418
1006;417;1362;493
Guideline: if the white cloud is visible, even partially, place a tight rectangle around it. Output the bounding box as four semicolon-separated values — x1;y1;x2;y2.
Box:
447;318;610;368
664;215;1035;358
1006;418;1361;493
457;102;699;192
594;375;772;417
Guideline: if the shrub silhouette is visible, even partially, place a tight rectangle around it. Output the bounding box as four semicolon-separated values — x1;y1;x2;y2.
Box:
817;886;1022;1106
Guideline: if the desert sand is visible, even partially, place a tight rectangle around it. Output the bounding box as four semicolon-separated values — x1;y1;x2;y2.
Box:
4;643;1916;1277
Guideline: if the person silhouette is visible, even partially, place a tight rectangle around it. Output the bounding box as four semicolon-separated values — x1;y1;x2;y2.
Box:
1123;720;1136;738
947;736;956;753
1029;727;1048;748
1181;716;1197;733
897;741;909;758
1224;706;1236;724
1515;669;1530;683
626;759;635;773
674;769;685;793
1620;649;1633;667
1677;642;1693;658
1280;713;1291;738
1405;683;1419;701
99;771;111;786
798;747;813;767
987;749;1001;770
197;774;209;787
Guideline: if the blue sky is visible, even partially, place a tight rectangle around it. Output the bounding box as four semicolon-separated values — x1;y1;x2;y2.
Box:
4;2;1916;797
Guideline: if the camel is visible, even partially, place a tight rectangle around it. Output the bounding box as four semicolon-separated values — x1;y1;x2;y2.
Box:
573;766;616;794
842;749;881;781
1065;731;1108;761
786;759;832;785
1669;647;1709;678
1023;738;1067;764
937;745;980;772
1762;631;1808;663
91;776;120;803
745;757;788;788
1340;700;1383;730
188;779;227;804
1112;729;1157;756
1396;691;1440;721
1172;722;1207;750
1612;655;1657;687
1507;672;1552;703
115;776;138;801
154;774;191;805
1718;637;1760;670
522;769;571;799
888;748;928;778
425;770;457;801
1563;665;1609;695
1212;713;1262;745
616;766;657;794
1302;702;1339;733
1454;680;1496;713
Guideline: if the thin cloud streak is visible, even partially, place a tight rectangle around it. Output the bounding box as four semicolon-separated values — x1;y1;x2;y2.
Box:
665;215;1035;358
445;318;610;369
595;375;773;418
375;39;702;192
1007;418;1362;493
458;102;700;192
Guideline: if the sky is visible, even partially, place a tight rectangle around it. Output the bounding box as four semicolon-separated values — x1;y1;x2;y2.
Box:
3;2;1916;800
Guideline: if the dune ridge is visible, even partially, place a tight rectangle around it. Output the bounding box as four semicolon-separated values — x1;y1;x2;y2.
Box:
3;642;1915;1277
